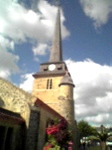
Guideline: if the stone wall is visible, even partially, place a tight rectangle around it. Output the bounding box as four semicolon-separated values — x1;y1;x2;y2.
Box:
32;74;76;150
0;78;63;150
0;77;32;126
32;76;75;124
0;78;36;150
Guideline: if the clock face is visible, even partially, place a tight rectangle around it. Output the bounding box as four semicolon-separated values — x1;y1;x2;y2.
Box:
48;64;56;71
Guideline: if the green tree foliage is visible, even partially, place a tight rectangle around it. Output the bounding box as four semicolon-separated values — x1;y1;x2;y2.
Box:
82;123;112;150
77;120;96;139
89;125;111;142
92;126;112;150
77;120;112;150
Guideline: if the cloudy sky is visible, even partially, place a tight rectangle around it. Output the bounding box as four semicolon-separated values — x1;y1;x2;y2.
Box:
0;0;112;127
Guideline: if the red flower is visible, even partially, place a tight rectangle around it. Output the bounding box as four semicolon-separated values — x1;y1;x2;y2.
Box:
44;144;53;150
46;125;60;135
45;118;72;149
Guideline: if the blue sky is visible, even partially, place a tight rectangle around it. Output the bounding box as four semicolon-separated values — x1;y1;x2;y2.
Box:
0;0;112;126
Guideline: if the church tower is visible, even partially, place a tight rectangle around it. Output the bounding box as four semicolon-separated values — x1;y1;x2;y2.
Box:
32;7;75;124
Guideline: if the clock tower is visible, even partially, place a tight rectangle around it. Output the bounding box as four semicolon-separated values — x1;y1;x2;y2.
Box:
32;6;75;125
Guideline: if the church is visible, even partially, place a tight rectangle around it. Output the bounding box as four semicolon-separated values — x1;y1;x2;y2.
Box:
0;6;76;150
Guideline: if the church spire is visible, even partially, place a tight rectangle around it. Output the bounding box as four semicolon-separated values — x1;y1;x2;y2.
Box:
49;6;63;62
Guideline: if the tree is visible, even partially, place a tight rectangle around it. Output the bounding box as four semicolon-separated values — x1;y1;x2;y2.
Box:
77;120;96;140
89;125;112;150
77;121;112;150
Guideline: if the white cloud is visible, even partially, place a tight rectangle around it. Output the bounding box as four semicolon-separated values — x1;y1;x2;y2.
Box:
19;59;112;126
0;45;20;79
32;43;49;56
0;0;70;77
0;0;69;43
66;59;112;126
0;35;14;50
85;114;110;124
0;70;11;79
20;73;34;92
80;0;112;28
38;0;70;39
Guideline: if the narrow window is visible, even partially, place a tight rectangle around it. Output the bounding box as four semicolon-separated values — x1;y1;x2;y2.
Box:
46;79;50;89
46;79;52;89
50;79;52;89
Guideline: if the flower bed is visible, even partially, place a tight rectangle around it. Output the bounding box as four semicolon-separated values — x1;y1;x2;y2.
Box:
44;118;73;150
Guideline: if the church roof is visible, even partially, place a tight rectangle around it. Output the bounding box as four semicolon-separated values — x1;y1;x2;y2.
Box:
59;72;75;87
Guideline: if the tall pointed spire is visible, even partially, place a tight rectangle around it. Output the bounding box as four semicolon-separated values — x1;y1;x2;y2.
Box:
49;6;63;62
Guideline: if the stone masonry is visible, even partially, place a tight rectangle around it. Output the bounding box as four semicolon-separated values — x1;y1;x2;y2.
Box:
0;77;63;150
